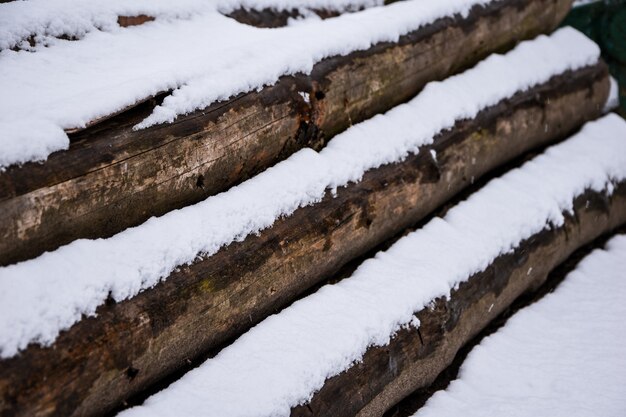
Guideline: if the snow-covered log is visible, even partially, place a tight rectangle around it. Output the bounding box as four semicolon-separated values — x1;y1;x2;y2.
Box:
407;233;626;417
293;185;626;417
115;114;626;417
0;0;572;266
0;29;609;417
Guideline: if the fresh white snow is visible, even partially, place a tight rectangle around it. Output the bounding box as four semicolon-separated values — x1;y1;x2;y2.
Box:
0;28;606;359
0;0;577;169
573;0;600;7
605;76;620;113
116;115;626;417
0;0;384;52
0;0;211;51
413;234;626;417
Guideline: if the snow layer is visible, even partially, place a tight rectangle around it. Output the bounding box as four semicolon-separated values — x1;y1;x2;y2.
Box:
0;0;577;169
116;115;626;417
0;0;211;51
413;234;626;417
604;76;620;113
0;28;605;359
573;0;600;7
0;0;383;52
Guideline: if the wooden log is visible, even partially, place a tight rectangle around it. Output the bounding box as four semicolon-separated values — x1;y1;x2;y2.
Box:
0;0;573;266
291;182;626;417
0;63;608;417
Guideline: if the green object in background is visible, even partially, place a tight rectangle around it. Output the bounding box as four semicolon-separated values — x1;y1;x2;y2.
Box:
562;0;626;115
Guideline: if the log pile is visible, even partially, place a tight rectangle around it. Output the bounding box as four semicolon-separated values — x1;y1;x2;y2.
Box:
0;0;570;267
1;1;624;417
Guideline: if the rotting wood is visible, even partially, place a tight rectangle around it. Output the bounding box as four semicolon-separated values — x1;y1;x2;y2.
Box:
0;63;608;417
0;0;573;266
291;183;626;417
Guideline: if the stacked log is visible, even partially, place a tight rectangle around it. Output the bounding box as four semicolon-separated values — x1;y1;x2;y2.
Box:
294;185;626;417
112;114;626;417
1;1;625;417
0;0;571;266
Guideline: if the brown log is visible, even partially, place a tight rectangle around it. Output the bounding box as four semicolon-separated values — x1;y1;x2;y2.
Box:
0;63;608;417
291;183;626;417
382;226;626;417
0;0;573;266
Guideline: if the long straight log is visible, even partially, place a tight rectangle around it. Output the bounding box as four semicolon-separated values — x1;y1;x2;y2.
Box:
291;182;626;417
382;226;626;417
0;0;572;266
0;63;608;417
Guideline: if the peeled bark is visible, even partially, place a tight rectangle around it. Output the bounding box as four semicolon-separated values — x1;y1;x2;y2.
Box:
0;0;573;266
0;62;608;417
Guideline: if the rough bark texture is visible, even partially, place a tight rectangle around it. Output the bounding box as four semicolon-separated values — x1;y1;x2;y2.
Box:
0;0;573;266
0;63;608;417
291;183;626;417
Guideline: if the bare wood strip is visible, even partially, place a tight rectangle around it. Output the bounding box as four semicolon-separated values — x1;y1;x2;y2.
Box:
0;0;573;266
0;63;608;417
291;183;626;417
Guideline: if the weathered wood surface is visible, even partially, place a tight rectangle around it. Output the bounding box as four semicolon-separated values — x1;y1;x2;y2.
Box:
291;183;626;417
0;63;608;417
0;0;573;266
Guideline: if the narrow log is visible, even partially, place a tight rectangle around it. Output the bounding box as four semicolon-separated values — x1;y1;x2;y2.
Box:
291;183;626;417
0;0;572;266
0;63;608;417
